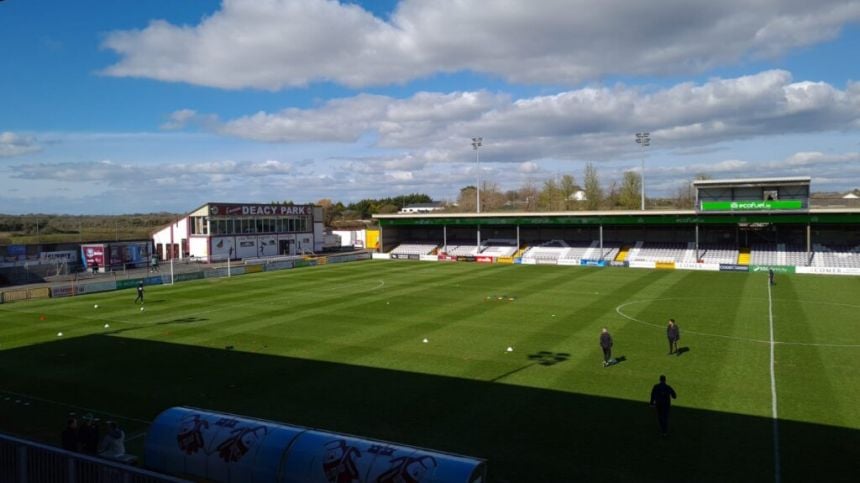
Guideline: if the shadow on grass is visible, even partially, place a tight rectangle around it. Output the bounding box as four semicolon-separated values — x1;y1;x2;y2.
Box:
0;335;857;482
676;346;690;356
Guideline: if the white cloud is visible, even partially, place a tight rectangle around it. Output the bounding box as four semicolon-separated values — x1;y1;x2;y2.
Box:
0;132;41;157
185;70;860;163
161;109;198;130
518;161;540;173
102;0;860;90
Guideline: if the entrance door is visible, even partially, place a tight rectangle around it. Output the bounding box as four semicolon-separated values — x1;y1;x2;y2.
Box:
279;239;295;256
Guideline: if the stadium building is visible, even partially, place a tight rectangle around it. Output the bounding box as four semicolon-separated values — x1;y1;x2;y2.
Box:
152;202;324;261
373;176;860;275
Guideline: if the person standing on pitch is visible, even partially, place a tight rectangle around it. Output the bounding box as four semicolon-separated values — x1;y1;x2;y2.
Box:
768;268;775;286
134;281;144;304
650;375;677;436
600;327;614;367
667;318;680;355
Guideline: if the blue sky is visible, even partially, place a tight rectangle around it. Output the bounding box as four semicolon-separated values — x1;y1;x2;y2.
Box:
2;0;860;214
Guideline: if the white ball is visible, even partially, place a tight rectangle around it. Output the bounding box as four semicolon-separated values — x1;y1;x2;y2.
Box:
57;332;63;337
94;304;99;309
140;307;144;311
104;323;110;328
422;338;429;343
506;346;513;352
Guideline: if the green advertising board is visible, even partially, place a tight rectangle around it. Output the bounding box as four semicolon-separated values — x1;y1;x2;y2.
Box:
750;265;796;274
700;200;803;211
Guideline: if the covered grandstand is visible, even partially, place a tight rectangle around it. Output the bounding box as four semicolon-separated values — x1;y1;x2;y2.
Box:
373;177;860;275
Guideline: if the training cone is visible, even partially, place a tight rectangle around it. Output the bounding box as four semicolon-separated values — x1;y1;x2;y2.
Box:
506;346;513;352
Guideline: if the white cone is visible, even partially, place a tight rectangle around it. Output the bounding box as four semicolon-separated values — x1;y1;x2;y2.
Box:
506;346;513;352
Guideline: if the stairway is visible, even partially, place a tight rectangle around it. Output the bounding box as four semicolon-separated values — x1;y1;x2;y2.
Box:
615;246;630;262
737;248;750;265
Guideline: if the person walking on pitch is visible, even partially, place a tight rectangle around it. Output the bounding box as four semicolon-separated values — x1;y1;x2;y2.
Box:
600;328;614;367
650;375;677;436
667;318;680;355
134;281;144;304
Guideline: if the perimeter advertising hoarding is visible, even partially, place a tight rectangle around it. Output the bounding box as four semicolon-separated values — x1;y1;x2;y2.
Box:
81;244;105;270
476;256;494;263
750;265;796;274
655;261;676;270
580;259;606;267
719;264;750;272
700;200;803;211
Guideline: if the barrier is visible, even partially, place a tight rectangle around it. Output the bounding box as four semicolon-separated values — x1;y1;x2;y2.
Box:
145;407;486;483
579;259;606;267
245;264;264;274
795;266;860;276
476;256;494;263
519;258;535;265
609;261;629;267
174;272;206;282
372;253;391;260
497;257;514;264
629;261;656;269
2;288;29;302
655;261;676;270
750;265;795;274
117;279;143;290
719;264;749;272
29;287;51;300
51;284;76;298
265;261;295;271
420;255;439;262
675;262;720;271
557;259;580;266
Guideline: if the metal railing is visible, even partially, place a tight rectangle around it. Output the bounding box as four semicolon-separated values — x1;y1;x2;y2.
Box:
0;432;189;483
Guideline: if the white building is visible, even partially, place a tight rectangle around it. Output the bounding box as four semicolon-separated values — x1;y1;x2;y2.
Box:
152;202;324;261
399;202;444;214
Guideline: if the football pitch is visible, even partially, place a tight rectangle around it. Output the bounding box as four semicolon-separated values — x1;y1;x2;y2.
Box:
1;260;859;482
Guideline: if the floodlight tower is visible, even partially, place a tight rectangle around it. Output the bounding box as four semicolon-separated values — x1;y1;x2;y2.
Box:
472;137;483;213
635;132;650;210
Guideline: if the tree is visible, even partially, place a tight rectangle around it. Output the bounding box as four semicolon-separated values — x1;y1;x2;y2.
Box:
559;174;579;210
518;181;539;211
457;185;478;212
538;178;561;211
618;171;642;209
584;163;603;211
480;181;506;212
674;173;711;209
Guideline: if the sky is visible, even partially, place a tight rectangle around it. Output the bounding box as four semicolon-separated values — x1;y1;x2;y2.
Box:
2;0;860;214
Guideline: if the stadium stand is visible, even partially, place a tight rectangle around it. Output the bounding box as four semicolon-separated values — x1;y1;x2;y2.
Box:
479;239;519;257
627;242;688;263
390;242;438;255
447;244;482;256
697;245;739;264
811;244;860;268
521;240;569;263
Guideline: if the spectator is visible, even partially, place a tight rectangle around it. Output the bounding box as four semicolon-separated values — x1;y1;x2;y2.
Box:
649;375;678;436
667;319;680;355
600;327;614;367
61;417;79;452
98;421;126;458
79;414;100;454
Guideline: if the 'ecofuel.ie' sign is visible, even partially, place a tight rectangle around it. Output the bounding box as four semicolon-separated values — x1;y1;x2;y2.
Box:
700;200;803;211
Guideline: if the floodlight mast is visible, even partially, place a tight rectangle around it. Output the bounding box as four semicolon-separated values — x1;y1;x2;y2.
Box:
635;132;650;211
472;137;483;213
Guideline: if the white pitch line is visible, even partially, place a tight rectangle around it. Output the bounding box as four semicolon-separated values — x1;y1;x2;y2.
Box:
614;299;860;348
767;279;781;483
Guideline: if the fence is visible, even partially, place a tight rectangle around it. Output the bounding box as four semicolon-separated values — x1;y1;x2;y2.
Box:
0;432;189;483
1;252;372;304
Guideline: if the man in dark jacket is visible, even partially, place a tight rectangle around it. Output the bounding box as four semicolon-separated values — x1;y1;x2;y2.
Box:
134;281;144;304
61;417;79;452
79;414;100;454
600;328;613;367
667;319;680;355
650;375;678;436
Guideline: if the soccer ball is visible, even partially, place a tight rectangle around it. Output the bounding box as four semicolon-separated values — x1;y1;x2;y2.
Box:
140;307;144;312
104;324;110;329
94;304;99;309
506;346;514;352
422;338;429;343
57;332;63;337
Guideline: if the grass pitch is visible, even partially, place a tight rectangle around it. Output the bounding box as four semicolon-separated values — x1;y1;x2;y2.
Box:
1;261;859;482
